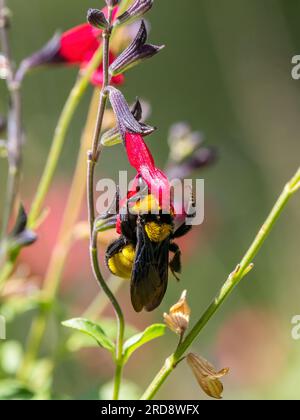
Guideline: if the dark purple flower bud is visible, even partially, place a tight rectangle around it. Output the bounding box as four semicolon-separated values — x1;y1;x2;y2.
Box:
166;147;217;180
168;122;204;162
116;0;153;26
6;205;37;257
11;205;28;237
106;86;155;139
101;98;155;146
110;20;164;76
165;122;217;179
15;33;61;83
87;8;108;30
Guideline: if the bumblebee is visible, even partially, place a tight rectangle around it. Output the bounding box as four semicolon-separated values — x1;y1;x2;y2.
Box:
103;192;192;312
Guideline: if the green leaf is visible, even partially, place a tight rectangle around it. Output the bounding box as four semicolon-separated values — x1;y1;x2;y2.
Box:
66;332;99;352
123;324;166;363
62;318;115;353
66;318;139;352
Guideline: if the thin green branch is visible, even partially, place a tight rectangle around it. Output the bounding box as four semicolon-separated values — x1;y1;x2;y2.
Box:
113;361;124;400
141;166;300;400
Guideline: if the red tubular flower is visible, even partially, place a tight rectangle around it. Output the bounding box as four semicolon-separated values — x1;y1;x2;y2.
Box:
16;7;124;87
115;133;173;235
124;132;172;213
59;23;101;64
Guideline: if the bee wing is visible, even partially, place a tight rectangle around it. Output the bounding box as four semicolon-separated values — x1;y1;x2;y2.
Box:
145;240;169;312
130;220;169;312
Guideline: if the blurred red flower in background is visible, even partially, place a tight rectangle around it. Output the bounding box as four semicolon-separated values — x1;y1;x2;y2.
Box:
57;22;124;87
16;6;124;87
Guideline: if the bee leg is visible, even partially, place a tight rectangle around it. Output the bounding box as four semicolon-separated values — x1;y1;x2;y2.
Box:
106;236;127;260
169;242;182;281
172;222;192;239
94;187;120;232
106;236;130;277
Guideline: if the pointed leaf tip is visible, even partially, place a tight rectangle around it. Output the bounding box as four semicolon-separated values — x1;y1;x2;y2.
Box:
123;323;165;363
62;318;115;353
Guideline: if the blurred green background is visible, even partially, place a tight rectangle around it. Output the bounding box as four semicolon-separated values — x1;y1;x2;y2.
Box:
1;0;300;400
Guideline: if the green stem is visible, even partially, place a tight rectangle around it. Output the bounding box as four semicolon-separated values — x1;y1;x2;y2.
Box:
90;232;125;399
0;258;15;290
141;166;300;400
113;361;124;400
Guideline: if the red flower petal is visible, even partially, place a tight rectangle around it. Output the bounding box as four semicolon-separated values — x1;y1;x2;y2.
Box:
125;133;172;211
59;6;119;64
60;23;101;64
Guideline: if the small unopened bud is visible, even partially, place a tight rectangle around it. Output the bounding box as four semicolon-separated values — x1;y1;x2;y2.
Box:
87;8;108;30
116;0;153;26
168;123;204;163
110;20;164;76
186;353;229;400
5;205;37;258
164;290;190;337
166;147;217;180
165;122;217;180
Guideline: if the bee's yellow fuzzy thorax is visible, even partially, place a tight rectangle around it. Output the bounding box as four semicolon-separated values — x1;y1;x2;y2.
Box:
107;244;135;279
145;222;173;243
132;194;160;214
